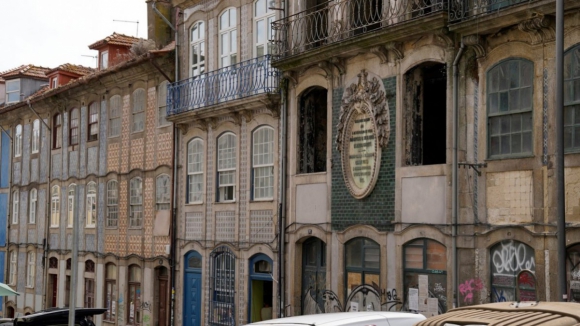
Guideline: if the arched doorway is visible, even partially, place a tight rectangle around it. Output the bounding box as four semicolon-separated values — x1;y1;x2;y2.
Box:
248;254;273;323
183;251;202;326
155;266;169;326
301;237;326;315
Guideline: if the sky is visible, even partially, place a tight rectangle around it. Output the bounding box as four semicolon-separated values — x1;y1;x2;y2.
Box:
0;0;149;72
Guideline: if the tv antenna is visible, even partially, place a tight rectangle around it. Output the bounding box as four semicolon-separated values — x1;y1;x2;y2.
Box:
81;55;98;68
113;19;139;37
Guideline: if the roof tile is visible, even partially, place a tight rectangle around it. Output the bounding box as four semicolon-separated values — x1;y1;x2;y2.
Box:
47;63;96;76
1;64;50;81
88;32;143;50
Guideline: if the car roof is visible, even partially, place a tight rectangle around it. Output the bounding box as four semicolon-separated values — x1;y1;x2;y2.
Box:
14;308;107;326
416;302;580;326
246;311;426;326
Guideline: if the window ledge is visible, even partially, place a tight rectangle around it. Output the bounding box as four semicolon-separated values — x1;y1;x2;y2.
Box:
215;201;236;204
486;154;535;162
105;226;119;230
186;202;204;206
251;198;274;203
86;225;96;229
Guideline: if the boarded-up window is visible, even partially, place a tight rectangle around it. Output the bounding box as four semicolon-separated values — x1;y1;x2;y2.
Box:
299;86;327;173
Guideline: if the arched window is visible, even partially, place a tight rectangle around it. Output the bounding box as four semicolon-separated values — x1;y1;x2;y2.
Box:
109;95;122;137
9;250;17;285
217;133;236;202
12;190;18;224
29;188;37;224
88;102;99;141
107;180;119;227
564;45;580;151
104;263;117;321
156;174;170;210
68;185;76;228
187;138;204;203
345;238;379;301
86;182;97;227
14;124;22;157
490;240;536;302
32;119;40;153
254;0;275;56
51;186;60;227
130;178;143;227
252;126;274;199
158;81;170;127
132;89;146;133
248;254;273;323
190;21;206;77
404;239;447;313
219;8;237;67
26;251;35;288
85;260;95;308
128;265;142;325
53;113;62;148
70;108;79;145
299;87;327;173
49;257;58;269
209;246;236;325
487;58;533;158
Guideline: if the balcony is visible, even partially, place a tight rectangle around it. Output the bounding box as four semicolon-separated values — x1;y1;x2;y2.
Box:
449;0;539;24
271;0;448;67
167;55;280;116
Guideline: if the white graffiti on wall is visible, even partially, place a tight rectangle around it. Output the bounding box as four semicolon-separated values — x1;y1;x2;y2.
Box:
491;240;535;274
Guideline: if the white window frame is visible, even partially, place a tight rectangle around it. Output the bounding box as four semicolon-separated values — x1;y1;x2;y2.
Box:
32;119;40;154
70;108;80;146
101;51;109;69
52;77;58;89
86;182;97;227
51;186;60;227
190;21;206;77
26;251;35;288
68;185;76;228
88;102;99;142
10;251;17;285
130;178;143;228
14;124;22;157
156;174;171;211
219;8;237;68
132;89;146;133
29;188;37;224
107;180;119;228
6;79;20;104
109;95;122;137
217;133;237;202
187;138;204;204
158;81;170;127
253;0;275;57
12;191;19;224
252;126;275;200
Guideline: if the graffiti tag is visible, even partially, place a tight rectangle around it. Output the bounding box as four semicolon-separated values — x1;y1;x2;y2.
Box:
459;279;483;304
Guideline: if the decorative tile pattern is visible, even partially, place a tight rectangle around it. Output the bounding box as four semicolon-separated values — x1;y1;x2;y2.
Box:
206;128;214;241
50;233;59;249
22;124;30;185
237;255;246;325
145;87;157;170
185;212;203;240
486;171;533;224
99;99;108;176
239;119;248;246
69;151;78;178
28;230;36;243
79;106;87;177
241;4;249;61
62;112;69;180
40;120;49;182
105;234;118;253
37;189;46;242
108;143;120;172
119;180;128;256
67;234;73;250
216;211;235;242
157;132;173;167
87;147;98;175
121;94;131;173
250;210;274;242
144;177;154;257
474;80;479;222
13;162;21;185
31;158;39;183
51;154;61;179
97;182;106;253
130;138;144;170
86;234;96;252
543;68;548;166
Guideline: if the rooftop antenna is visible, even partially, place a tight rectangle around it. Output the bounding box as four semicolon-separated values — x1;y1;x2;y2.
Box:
81;55;98;68
113;19;139;37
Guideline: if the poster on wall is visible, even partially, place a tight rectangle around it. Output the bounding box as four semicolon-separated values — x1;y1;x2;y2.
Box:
409;288;419;311
350;302;358;312
427;298;439;317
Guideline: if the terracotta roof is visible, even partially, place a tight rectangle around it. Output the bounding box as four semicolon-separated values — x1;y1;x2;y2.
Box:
27;85;51;99
0;64;50;81
88;32;143;50
47;63;95;76
0;65;26;82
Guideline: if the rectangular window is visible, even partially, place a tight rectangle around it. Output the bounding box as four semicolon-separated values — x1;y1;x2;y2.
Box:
70;109;79;146
6;79;20;103
156;175;170;210
26;252;35;288
217;134;236;202
88;102;99;141
188;140;204;203
68;188;75;228
51;187;60;227
54;114;62;149
158;81;170;127
29;189;37;224
52;77;58;89
219;8;237;68
253;127;274;199
109;96;121;137
130;178;143;227
132;89;146;133
85;279;95;308
12;191;18;224
107;181;119;227
32;120;40;154
86;186;97;227
104;264;117;321
10;251;17;285
14;125;22;157
101;51;109;69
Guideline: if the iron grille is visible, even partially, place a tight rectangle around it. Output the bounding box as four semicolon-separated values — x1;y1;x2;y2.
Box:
271;0;447;59
167;55;280;116
209;246;236;326
449;0;536;23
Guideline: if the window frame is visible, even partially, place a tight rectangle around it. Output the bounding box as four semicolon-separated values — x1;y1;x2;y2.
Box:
104;263;117;321
70;108;80;146
156;174;171;211
219;8;238;68
217;132;237;202
344;237;380;302
88;102;99;142
209;246;236;326
32;119;40;154
158;81;170;127
127;265;142;325
253;0;275;57
486;58;534;159
190;21;206;78
101;51;109;69
252;126;275;200
6;79;20;104
51;186;60;227
53;114;62;149
107;180;119;228
14;124;22;157
29;188;37;224
132;88;146;133
86;182;97;228
187;138;204;204
564;45;580;152
9;250;17;285
129;177;143;228
26;251;35;288
12;190;19;224
68;185;76;228
109;95;122;138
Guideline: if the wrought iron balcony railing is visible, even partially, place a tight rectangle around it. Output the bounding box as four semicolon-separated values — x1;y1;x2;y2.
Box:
167;55;280;116
449;0;537;24
271;0;447;59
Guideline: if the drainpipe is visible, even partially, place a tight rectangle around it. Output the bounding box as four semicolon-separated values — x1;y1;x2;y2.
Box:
1;126;12;313
151;2;179;326
278;80;288;318
27;99;52;310
452;42;465;309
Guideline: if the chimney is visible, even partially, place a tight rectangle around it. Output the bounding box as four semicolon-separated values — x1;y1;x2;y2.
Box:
146;0;173;48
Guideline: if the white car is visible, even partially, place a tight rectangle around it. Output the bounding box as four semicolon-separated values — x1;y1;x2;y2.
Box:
245;311;426;326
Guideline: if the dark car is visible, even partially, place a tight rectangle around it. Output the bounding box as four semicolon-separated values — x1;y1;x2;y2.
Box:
11;308;106;326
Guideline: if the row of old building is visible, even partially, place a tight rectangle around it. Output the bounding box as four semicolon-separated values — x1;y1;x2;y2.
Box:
2;0;580;326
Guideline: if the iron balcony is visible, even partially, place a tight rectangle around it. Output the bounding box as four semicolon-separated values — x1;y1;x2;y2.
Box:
449;0;538;24
167;55;280;116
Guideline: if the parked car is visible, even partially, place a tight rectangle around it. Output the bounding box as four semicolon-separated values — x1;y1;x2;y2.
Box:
415;301;580;326
10;308;106;326
244;311;426;326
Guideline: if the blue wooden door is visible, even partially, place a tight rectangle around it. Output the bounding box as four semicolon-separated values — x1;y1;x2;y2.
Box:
184;251;202;326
